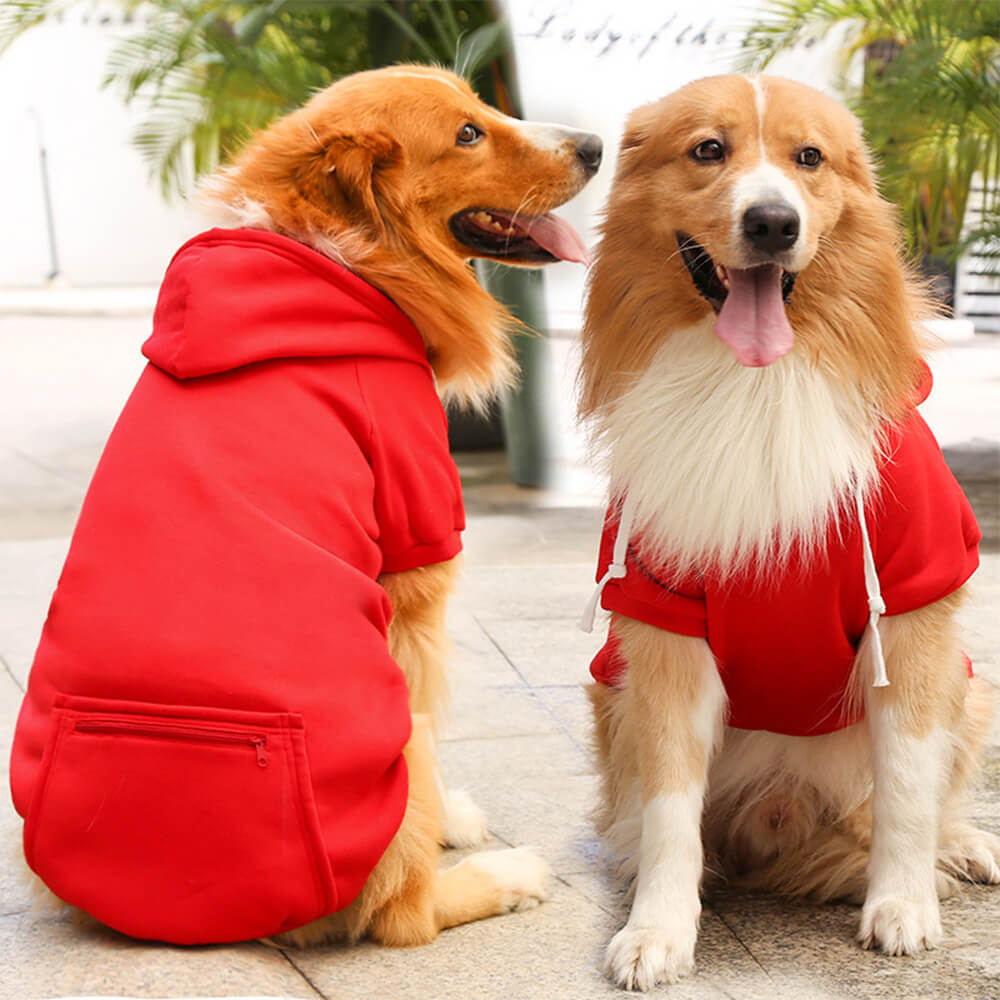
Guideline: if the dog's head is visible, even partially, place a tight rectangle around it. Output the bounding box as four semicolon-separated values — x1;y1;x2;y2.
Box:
582;75;925;415
205;65;601;402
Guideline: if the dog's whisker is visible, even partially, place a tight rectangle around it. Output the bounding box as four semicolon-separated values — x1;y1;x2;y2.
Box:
505;186;545;256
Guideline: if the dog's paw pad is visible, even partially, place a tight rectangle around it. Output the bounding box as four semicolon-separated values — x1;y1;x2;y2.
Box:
604;924;696;991
859;896;942;955
441;788;489;848
466;847;551;911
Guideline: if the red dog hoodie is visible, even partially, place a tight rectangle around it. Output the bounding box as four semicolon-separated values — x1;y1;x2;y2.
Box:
584;373;980;737
10;228;464;944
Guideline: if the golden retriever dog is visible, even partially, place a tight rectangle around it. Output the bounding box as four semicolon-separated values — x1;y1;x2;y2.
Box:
577;74;998;990
11;65;600;948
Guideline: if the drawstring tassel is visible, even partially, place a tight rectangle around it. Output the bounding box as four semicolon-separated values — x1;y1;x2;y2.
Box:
856;488;890;687
579;491;637;633
578;563;626;633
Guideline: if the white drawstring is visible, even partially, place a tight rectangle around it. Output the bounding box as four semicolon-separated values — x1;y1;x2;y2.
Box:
579;491;637;633
856;488;890;687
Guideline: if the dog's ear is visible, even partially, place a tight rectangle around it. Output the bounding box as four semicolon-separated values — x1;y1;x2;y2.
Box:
330;134;403;227
297;133;403;236
845;142;878;193
616;105;658;178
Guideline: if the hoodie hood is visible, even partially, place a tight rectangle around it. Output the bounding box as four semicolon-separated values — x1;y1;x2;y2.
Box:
144;228;429;379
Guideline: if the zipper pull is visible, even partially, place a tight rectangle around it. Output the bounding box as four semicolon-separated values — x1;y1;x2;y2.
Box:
251;736;269;767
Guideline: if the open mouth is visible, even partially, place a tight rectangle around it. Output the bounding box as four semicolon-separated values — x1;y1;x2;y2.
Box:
450;209;590;266
677;233;799;368
677;233;796;311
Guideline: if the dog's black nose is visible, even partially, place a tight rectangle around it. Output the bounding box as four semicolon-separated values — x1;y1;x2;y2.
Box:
743;202;800;254
575;133;603;176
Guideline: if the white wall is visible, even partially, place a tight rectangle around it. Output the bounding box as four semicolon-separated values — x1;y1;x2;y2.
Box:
0;7;201;287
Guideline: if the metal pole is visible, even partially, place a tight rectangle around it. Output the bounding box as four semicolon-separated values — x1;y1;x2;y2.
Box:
28;107;61;283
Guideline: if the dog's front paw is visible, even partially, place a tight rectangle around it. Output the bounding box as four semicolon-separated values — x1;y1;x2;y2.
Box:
604;922;697;991
859;895;942;955
466;847;551;912
441;787;489;848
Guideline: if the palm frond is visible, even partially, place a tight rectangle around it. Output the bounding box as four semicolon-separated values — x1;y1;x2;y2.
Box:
0;0;79;54
744;0;1000;259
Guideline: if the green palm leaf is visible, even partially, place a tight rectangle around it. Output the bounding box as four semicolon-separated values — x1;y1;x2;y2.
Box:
744;0;1000;261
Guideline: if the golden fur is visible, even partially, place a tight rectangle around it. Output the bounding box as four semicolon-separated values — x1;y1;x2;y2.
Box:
580;75;927;423
580;74;998;989
206;64;595;407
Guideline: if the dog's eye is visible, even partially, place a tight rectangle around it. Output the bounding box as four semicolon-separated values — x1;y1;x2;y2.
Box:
457;123;484;146
691;139;725;162
797;147;823;168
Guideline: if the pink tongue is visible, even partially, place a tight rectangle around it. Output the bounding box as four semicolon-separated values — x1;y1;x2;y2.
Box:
715;263;794;367
520;213;591;266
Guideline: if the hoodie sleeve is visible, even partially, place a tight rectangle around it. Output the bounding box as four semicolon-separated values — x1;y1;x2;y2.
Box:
355;357;464;574
597;513;708;639
872;410;980;616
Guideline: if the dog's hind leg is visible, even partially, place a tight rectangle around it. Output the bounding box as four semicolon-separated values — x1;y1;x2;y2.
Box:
858;591;972;955
381;558;488;848
365;715;549;946
602;618;727;991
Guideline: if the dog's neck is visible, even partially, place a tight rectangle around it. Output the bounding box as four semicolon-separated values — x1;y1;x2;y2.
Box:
199;184;515;407
596;320;881;582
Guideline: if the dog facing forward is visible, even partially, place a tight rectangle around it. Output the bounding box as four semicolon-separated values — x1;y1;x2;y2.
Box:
10;66;600;947
578;74;998;990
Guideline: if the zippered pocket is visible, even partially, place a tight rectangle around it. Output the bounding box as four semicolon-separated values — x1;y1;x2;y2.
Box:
25;696;336;944
73;717;271;767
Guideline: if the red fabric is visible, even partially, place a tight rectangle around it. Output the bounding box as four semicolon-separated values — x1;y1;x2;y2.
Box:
591;403;980;737
10;229;464;944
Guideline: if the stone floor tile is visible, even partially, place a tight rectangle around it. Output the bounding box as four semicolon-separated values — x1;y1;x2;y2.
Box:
444;603;524;688
0;600;50;691
456;564;596;621
478;616;605;688
438;733;600;876
287;879;733;1000
528;683;597;751
0;538;69;600
442;683;562;742
462;507;603;566
709;888;1000;1000
0;449;86;543
0;913;316;1000
0;797;31;919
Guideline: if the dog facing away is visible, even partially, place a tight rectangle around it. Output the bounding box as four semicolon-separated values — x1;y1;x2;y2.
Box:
10;65;600;948
577;74;999;990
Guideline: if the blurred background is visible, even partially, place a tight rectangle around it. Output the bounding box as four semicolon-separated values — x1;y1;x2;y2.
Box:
1;0;998;494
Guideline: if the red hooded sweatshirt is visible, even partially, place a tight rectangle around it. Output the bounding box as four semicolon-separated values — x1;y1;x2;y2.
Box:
589;377;980;737
10;228;464;944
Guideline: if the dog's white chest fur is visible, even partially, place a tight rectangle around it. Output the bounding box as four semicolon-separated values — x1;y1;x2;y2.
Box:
599;321;880;578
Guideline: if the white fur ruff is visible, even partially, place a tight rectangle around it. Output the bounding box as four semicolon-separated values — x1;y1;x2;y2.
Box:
197;170;369;270
595;321;880;581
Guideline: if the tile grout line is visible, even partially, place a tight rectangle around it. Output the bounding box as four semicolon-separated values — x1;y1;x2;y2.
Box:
472;613;533;688
464;617;592;754
7;445;89;491
277;948;330;999
553;873;621;920
712;908;772;981
1;651;24;694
